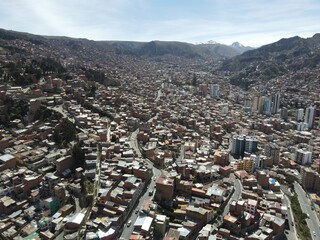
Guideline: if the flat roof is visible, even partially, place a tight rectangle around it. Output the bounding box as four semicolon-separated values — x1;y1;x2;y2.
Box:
0;154;14;162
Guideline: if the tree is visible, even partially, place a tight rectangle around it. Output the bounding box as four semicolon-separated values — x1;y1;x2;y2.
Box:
53;119;76;147
72;142;86;169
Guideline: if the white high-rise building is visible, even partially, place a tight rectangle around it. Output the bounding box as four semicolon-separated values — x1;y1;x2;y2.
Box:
296;108;304;121
210;84;220;98
304;106;315;129
271;93;280;114
295;149;312;165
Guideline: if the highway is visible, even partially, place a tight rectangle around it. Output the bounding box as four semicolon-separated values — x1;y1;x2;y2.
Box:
294;182;320;239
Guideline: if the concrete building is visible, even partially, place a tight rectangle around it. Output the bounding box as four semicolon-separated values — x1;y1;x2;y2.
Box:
301;167;320;191
0;154;16;172
271;93;280;114
238;157;254;173
264;143;280;166
210;84;220;98
295;149;312;165
296;108;304;121
280;108;288;121
231;135;258;158
304;106;315;129
155;176;174;206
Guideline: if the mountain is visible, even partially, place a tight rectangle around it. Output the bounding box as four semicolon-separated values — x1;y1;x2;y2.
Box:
230;42;254;54
196;43;241;59
221;34;320;88
0;28;244;60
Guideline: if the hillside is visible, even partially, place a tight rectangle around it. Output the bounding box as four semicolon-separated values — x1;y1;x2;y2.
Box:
0;28;247;61
221;34;320;88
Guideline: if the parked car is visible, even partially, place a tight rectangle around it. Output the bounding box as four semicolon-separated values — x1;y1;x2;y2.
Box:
127;220;132;227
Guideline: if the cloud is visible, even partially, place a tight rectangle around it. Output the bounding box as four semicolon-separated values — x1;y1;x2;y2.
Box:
0;0;320;46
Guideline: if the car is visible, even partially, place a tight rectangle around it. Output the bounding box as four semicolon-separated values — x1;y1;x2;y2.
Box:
135;210;139;214
307;213;310;218
313;231;316;236
127;220;132;227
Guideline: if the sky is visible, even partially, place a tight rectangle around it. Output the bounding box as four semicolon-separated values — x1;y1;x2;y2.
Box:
1;0;320;47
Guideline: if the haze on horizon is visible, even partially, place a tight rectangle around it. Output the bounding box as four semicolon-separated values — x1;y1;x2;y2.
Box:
1;0;320;47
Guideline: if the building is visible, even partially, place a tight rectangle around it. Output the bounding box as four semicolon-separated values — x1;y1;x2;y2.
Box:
154;214;169;238
155;176;174;206
238;157;254;173
214;151;229;166
245;137;259;154
304;106;315;129
296;108;304;121
295;149;312;165
210;84;220;98
257;96;271;115
244;199;258;215
280;108;288;121
252;96;259;112
231;135;258;158
264;143;280;166
271;93;280;114
65;212;85;230
301;167;319;190
0;154;16;172
256;170;269;189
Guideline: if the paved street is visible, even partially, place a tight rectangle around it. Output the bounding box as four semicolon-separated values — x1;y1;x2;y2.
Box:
120;167;161;239
294;182;320;239
223;175;242;216
120;125;161;239
211;174;242;228
282;193;298;240
129;129;142;158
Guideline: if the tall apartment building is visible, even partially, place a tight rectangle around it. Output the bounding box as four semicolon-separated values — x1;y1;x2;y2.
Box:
231;135;259;158
304;106;315;129
271;93;280;114
252;96;259;112
238;157;254;173
265;143;280;166
280;108;288;121
244;98;252;112
295;149;312;165
210;84;220;98
296;108;304;121
301;167;320;191
256;170;269;189
258;96;271;115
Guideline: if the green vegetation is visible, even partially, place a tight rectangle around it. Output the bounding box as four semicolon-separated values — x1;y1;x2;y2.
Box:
84;68;120;87
0;57;65;85
33;106;61;122
85;69;105;84
81;175;94;207
71;142;86;169
290;194;312;240
285;175;296;188
53;119;76;147
0;98;29;126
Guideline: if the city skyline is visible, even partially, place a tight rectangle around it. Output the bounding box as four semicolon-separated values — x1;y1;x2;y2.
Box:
1;0;320;47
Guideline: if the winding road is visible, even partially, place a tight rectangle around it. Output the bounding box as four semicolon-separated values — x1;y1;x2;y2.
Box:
294;182;320;239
